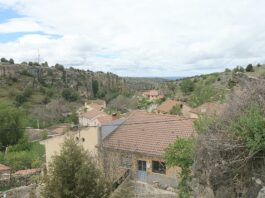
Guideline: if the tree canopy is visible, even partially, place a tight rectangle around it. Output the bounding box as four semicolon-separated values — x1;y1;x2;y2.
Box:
43;136;111;198
0;103;25;150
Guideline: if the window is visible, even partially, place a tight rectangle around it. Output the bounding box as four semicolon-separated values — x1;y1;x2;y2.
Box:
138;160;146;171
120;155;132;169
152;161;166;174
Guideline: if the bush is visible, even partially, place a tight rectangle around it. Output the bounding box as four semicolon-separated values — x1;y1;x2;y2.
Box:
187;83;225;107
0;57;8;63
164;138;194;197
0;103;25;149
245;64;254;72
62;89;80;102
193;115;215;134
179;79;195;95
1;142;45;171
233;66;245;73
15;94;27;106
9;58;14;64
170;105;182;115
228;78;237;89
43;136;111;198
230;104;265;151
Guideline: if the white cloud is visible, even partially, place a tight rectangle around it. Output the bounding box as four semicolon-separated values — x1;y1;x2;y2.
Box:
1;0;265;76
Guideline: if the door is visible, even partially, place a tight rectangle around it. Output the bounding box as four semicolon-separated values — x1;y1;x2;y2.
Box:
137;160;147;182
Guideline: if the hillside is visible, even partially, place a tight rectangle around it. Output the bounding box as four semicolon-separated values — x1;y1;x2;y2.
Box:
0;61;126;128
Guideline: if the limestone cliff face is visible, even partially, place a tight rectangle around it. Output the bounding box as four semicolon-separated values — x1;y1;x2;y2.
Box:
0;63;126;97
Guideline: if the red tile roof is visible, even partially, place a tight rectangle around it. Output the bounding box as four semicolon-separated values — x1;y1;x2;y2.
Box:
157;100;178;113
97;115;115;124
81;109;106;120
102;111;195;156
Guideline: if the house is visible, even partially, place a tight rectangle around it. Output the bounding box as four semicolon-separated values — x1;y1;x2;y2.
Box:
42;118;124;170
190;102;226;117
157;100;197;118
142;90;163;100
101;111;195;187
78;109;118;127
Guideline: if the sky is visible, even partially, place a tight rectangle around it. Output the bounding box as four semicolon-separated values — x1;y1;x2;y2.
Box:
0;0;265;77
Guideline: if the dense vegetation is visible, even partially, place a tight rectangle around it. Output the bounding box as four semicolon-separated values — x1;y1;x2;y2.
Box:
0;102;45;171
0;58;126;128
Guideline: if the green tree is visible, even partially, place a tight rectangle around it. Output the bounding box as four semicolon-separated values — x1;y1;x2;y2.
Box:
92;80;99;97
0;57;8;62
245;64;254;72
179;79;195;95
9;58;14;64
164;138;194;198
0;103;25;150
62;89;79;102
43;136;111;198
233;66;245;73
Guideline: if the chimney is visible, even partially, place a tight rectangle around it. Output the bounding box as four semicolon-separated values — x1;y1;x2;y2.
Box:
112;113;117;121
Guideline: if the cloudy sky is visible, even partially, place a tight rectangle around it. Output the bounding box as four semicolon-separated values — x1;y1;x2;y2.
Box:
0;0;265;77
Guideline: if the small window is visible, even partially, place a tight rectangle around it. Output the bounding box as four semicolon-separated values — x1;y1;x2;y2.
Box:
152;161;166;174
82;137;85;142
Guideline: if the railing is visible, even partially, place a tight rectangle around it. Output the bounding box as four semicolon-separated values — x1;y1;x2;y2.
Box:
112;169;130;189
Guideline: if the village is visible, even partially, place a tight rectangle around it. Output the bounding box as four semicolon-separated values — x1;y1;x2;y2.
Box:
0;89;225;197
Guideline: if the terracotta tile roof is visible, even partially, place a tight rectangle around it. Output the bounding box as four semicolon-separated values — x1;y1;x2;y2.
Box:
157;100;178;113
191;102;226;116
88;103;104;111
102;111;195;156
81;109;107;120
0;164;10;173
97;115;114;124
15;168;41;175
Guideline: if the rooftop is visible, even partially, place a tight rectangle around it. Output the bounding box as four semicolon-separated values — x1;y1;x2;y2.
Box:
102;111;195;156
157;99;178;113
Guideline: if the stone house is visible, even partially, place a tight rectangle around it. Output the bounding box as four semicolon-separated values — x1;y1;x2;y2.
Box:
101;111;195;187
142;90;163;101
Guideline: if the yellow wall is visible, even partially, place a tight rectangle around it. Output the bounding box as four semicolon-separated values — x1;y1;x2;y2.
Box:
41;127;100;169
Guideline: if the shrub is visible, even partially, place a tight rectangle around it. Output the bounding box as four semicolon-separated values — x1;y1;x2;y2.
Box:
245;64;254;72
0;57;8;63
62;89;80;102
233;66;245;73
230;104;265;152
43;136;111;198
0;103;25;149
9;58;14;64
170;105;182;115
187;83;225;107
193;115;215;134
228;78;237;89
164;138;194;197
15;94;27;106
179;79;195;95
